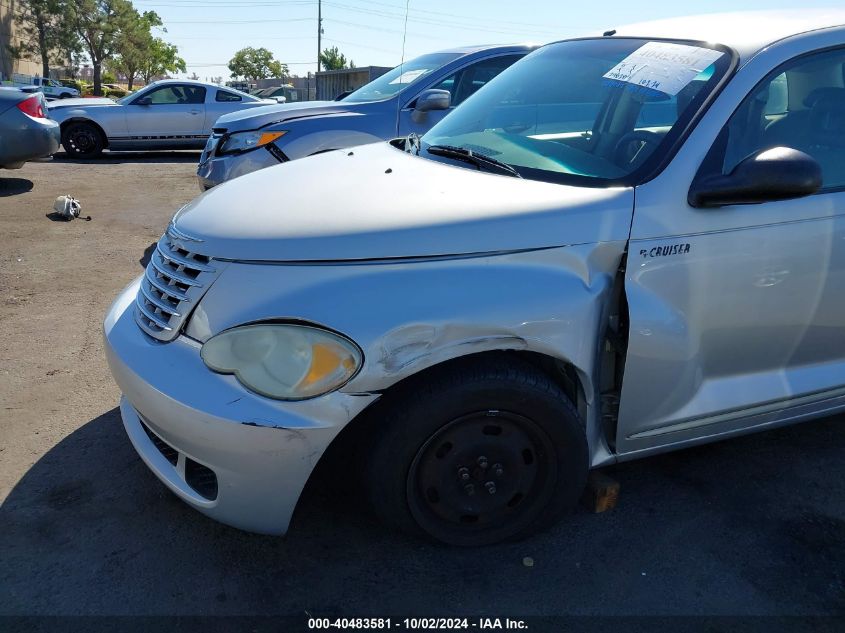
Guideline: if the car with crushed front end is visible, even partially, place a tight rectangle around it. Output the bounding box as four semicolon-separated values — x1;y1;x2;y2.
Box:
0;88;60;169
105;10;845;546
196;44;534;190
47;79;274;158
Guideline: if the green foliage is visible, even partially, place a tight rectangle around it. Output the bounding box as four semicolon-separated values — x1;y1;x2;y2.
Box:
319;46;351;71
65;0;138;95
111;9;163;90
59;78;85;92
8;0;80;78
228;47;288;80
139;38;186;84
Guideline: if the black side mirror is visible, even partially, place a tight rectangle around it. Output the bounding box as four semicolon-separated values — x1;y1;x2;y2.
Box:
414;89;451;113
135;96;151;106
689;147;822;208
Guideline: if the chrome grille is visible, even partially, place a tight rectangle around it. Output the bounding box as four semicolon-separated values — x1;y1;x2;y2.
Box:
135;225;221;341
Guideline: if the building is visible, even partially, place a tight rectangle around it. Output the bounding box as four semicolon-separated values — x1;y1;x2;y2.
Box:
315;66;391;101
0;0;43;80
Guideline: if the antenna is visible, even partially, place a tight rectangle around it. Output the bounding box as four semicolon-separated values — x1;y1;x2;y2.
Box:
396;0;411;133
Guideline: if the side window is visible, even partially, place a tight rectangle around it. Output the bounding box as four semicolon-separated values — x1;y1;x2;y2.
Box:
216;90;242;102
715;48;845;190
142;85;206;105
430;54;524;108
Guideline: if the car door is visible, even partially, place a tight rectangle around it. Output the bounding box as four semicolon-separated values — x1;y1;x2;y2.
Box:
616;43;845;455
398;54;524;137
125;84;207;143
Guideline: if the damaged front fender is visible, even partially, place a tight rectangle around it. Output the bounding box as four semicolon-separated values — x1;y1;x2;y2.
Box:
187;242;628;463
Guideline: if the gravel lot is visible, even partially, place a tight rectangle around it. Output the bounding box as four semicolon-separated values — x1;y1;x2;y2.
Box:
0;153;843;623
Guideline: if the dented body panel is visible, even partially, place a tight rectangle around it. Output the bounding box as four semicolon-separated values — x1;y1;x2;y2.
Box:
105;15;845;536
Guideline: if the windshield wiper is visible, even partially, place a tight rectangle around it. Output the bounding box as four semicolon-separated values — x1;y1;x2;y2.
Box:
425;144;522;178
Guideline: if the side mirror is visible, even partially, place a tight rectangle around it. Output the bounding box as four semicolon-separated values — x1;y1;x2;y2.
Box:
689;147;822;208
414;88;451;113
134;96;151;106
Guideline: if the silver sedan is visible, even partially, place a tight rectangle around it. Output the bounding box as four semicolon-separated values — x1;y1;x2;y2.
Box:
47;79;274;158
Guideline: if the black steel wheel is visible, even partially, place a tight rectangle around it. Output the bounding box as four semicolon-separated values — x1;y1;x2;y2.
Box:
365;355;588;546
62;121;104;158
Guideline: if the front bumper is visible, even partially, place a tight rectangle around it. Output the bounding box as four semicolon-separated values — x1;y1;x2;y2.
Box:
196;144;281;190
104;277;376;534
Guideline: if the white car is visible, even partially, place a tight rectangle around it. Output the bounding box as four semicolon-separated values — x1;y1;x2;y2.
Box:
47;79;274;157
4;75;79;99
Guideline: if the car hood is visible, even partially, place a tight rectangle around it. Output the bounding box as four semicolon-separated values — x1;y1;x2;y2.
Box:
48;97;115;109
213;100;364;132
173;142;634;262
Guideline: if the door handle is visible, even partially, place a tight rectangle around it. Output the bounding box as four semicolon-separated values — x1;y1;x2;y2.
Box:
189;109;201;115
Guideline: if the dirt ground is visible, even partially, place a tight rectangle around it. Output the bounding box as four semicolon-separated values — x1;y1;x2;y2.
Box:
1;153;843;624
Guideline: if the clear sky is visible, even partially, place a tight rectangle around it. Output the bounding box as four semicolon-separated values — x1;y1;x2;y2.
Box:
132;0;845;82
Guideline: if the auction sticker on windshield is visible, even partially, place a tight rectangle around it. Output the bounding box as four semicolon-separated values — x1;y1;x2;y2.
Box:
603;42;723;95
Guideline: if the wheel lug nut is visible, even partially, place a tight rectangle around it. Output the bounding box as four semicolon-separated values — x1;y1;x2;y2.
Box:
457;467;470;481
485;481;497;495
464;484;475;496
477;456;488;469
493;463;504;477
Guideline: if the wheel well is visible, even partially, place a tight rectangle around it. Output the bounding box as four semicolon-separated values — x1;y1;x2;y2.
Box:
311;350;587;488
60;118;109;148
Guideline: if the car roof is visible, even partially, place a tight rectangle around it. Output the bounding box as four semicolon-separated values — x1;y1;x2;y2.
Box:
606;9;845;61
432;43;539;56
146;78;224;88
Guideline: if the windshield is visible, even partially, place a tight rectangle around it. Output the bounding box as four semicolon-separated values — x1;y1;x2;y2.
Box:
420;38;733;186
342;52;461;103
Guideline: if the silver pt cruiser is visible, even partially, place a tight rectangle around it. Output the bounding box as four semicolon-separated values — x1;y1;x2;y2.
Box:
105;10;845;546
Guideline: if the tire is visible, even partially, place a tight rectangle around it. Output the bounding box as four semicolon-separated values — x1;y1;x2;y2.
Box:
365;355;588;546
61;121;104;158
59;93;71;99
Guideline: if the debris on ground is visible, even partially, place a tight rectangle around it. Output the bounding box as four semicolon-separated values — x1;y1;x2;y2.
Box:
51;195;91;221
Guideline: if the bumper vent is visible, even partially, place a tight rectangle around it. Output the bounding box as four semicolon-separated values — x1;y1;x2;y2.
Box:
135;225;221;341
141;421;178;466
140;419;219;501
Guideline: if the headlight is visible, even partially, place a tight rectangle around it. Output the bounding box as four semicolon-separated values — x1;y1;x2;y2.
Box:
218;130;287;155
201;324;362;400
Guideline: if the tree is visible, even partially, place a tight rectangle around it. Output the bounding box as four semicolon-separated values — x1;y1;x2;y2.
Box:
139;38;186;85
228;47;287;81
319;46;351;71
112;10;162;90
8;0;76;78
66;0;136;95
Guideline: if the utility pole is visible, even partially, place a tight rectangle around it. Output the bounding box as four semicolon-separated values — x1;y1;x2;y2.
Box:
317;0;322;73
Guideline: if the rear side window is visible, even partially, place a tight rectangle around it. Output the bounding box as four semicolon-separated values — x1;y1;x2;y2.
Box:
216;90;242;102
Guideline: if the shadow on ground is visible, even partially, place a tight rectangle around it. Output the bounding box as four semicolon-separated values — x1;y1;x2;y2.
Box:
0;177;34;197
52;151;202;165
1;408;843;616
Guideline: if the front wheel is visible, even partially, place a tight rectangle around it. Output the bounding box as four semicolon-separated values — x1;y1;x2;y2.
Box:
59;93;72;99
61;121;104;158
365;356;588;546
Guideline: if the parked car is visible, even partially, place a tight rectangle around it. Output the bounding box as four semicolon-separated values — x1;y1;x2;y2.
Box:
196;44;535;189
253;85;302;104
0;88;60;168
3;73;79;99
106;10;845;545
47;79;274;157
